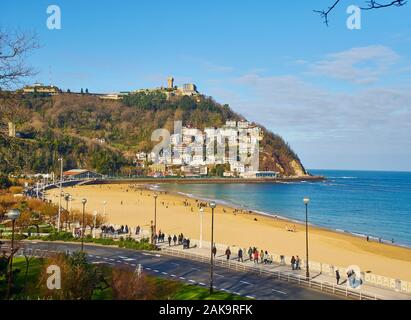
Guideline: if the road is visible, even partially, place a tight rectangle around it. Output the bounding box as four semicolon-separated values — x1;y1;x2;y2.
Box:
13;241;341;300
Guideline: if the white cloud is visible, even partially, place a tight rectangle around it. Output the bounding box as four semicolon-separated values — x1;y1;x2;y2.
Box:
307;45;400;84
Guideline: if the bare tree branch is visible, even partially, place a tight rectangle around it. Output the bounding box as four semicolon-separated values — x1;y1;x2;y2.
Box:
314;0;342;26
360;0;407;10
0;29;39;89
314;0;407;25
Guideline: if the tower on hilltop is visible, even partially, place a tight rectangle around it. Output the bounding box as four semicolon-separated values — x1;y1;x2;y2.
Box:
167;77;174;89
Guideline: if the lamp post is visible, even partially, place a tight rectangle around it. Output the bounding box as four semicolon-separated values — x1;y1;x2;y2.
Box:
209;201;216;295
6;209;20;300
57;157;63;232
303;197;310;279
199;207;204;248
81;198;87;252
64;193;71;231
153;193;158;244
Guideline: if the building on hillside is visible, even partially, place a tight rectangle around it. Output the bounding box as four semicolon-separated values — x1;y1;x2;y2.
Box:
23;83;61;95
149;163;166;174
240;171;278;179
8;122;16;138
63;169;104;180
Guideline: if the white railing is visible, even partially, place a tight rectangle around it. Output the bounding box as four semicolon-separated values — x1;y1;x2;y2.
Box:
160;246;379;300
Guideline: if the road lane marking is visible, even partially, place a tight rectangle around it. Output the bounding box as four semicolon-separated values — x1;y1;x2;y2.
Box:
240;281;253;285
116;260;122;263
215;273;224;277
246;295;256;299
162;272;168;275
189;280;196;283
179;277;186;280
153;269;159;273
199;282;206;286
272;289;287;295
171;274;177;277
145;267;152;270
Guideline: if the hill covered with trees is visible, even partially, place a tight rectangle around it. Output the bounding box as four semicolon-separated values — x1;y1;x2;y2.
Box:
0;91;307;177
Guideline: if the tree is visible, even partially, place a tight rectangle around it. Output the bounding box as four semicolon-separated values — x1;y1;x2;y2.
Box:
39;252;100;300
314;0;407;25
0;29;38;89
80;88;84;94
85;88;89;94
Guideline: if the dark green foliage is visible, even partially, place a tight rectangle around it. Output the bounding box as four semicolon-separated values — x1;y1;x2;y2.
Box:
0;92;305;176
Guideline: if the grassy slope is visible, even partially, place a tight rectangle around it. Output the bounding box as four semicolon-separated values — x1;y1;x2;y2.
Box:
0;257;248;300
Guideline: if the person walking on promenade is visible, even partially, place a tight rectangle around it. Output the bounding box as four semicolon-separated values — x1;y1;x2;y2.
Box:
336;270;340;285
168;235;172;246
212;245;217;258
238;248;243;262
254;250;259;264
248;247;253;261
260;250;264;264
173;234;177;246
225;247;231;261
136;225;140;235
296;256;301;270
291;256;296;270
264;251;269;264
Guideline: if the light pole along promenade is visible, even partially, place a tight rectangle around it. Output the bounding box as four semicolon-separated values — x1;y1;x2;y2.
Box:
303;197;310;279
209;201;216;295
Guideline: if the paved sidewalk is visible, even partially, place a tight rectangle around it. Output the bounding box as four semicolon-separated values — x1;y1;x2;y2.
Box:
155;239;411;300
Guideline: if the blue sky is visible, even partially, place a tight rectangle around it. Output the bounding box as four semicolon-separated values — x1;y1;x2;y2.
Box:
2;0;411;171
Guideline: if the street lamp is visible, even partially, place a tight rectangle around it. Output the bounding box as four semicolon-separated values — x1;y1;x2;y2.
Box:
153;193;158;245
102;201;107;218
199;207;204;248
303;197;310;279
57;157;63;232
6;209;20;300
81;198;87;252
64;193;71;230
209;201;216;295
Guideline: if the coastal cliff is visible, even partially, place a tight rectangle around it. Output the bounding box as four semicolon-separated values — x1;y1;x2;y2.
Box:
0;92;307;177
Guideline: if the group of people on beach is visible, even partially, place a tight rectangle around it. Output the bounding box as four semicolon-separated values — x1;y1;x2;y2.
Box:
290;255;302;270
101;224;130;235
210;246;273;264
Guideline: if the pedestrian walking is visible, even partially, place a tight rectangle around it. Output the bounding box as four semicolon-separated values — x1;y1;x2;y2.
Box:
225;247;231;261
238;248;243;262
296;256;301;270
248;247;253;261
291;256;296;270
168;235;172;246
260;249;264;264
212;245;217;258
173;234;177;245
336;270;340;285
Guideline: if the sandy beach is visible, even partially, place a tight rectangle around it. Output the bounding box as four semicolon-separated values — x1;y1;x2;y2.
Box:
48;184;411;281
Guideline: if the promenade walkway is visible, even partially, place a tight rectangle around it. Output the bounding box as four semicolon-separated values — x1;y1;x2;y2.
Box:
154;238;411;300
